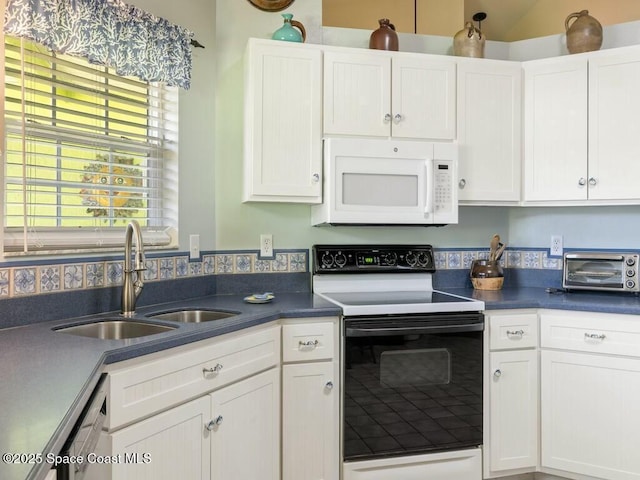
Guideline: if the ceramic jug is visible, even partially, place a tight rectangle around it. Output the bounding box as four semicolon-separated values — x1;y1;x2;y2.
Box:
272;13;306;43
470;259;504;290
565;10;602;54
369;19;398;51
453;21;485;58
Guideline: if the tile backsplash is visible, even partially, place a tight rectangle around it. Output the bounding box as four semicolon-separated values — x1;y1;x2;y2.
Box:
0;248;561;300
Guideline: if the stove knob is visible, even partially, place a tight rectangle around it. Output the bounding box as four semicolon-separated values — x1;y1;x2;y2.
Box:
384;252;398;266
335;252;347;267
627;257;636;266
321;253;334;268
405;252;417;267
628;269;636;277
627;279;636;289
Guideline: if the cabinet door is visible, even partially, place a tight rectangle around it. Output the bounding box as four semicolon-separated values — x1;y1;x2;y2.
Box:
523;57;587;201
323;50;391;136
488;350;538;473
210;368;280;480
97;396;210;480
282;362;338;480
457;59;521;203
244;39;322;203
588;47;640;200
541;350;640;479
392;54;456;140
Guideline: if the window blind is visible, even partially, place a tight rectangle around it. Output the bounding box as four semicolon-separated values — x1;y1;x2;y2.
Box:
2;36;179;254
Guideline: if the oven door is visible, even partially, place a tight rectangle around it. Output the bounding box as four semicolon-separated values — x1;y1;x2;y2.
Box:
342;312;484;462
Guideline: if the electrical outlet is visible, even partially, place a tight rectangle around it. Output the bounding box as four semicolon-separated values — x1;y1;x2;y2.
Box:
189;234;200;260
550;235;563;257
260;234;274;258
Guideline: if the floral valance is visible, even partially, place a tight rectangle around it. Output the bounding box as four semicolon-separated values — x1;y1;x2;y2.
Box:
3;0;194;89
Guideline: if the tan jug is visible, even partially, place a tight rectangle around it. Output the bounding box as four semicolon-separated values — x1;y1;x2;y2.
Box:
565;10;602;54
453;21;485;58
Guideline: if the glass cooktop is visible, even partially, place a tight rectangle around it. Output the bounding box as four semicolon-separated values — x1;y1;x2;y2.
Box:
323;291;474;306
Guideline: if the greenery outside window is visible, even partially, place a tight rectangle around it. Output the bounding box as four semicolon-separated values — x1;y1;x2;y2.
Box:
1;35;179;255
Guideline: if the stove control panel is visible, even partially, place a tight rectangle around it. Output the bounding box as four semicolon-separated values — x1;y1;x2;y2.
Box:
313;245;436;273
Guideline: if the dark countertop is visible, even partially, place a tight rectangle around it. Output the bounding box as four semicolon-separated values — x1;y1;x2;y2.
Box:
4;286;640;480
0;292;339;480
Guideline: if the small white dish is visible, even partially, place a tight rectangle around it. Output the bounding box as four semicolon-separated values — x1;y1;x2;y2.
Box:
244;293;275;304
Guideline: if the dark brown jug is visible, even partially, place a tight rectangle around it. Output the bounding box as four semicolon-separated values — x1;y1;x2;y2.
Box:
369;19;398;51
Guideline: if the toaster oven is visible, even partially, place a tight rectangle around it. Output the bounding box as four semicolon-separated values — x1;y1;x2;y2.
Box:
563;252;640;292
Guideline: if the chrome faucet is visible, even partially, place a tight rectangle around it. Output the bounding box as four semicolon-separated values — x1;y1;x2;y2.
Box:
121;220;146;316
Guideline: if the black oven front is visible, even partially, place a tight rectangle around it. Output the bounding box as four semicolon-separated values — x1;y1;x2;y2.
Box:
342;311;484;462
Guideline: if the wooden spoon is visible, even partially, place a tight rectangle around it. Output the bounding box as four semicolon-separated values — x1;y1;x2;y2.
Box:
489;234;500;261
494;242;507;262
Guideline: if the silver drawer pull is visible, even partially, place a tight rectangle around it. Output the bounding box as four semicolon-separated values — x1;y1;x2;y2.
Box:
506;329;525;337
205;415;224;430
584;332;606;341
203;363;224;374
299;339;319;348
325;381;334;390
493;369;502;378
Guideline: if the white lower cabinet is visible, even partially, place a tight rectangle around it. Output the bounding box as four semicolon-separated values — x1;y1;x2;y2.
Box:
281;318;339;480
92;396;211;480
484;311;539;478
210;368;280;480
540;310;640;480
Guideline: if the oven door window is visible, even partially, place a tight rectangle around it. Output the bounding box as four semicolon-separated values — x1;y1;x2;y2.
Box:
343;316;483;461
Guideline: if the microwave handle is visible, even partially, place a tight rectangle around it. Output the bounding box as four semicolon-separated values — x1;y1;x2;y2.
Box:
424;159;433;217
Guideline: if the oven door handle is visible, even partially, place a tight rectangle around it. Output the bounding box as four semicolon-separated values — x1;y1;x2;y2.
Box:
345;322;484;337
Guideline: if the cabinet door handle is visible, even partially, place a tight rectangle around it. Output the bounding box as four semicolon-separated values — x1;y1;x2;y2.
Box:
312;173;320;183
299;339;319;348
493;369;502;378
325;381;334;390
203;363;224;375
578;177;586;186
584;332;606;341
588;177;597;186
384;113;392;123
205;415;224;430
506;329;524;337
393;113;403;124
458;178;466;189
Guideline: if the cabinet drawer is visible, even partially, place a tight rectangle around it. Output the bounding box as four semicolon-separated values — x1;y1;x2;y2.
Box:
282;321;335;362
540;310;640;357
489;312;538;350
106;324;280;429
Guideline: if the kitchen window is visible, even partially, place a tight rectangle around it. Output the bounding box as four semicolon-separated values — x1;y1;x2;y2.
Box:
1;35;179;255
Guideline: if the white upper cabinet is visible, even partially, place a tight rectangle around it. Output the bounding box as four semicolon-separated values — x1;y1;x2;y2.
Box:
323;49;456;140
243;39;323;203
524;45;640;204
457;58;522;204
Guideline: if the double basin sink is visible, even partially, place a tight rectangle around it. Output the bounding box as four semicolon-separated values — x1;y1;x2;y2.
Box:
56;309;238;340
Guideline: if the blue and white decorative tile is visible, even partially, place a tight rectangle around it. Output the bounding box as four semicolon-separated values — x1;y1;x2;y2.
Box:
462;251;477;269
0;269;9;297
86;263;105;288
175;257;189;277
255;259;271;272
289;252;307;272
202;255;215;275
523;251;542;269
63;265;84;290
542;252;562;270
14;268;36;295
447;252;462;269
477;250;490;261
273;253;288;272
235;254;252;273
39;266;60;293
507;251;522;268
106;262;123;285
144;259;158;281
189;262;202;276
159;258;175;279
434;252;447;270
216;255;234;274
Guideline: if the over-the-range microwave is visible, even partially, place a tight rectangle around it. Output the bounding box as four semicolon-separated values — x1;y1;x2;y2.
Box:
311;137;458;226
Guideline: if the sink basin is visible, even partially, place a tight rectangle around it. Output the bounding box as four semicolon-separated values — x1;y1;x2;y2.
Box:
56;320;177;340
147;309;237;323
